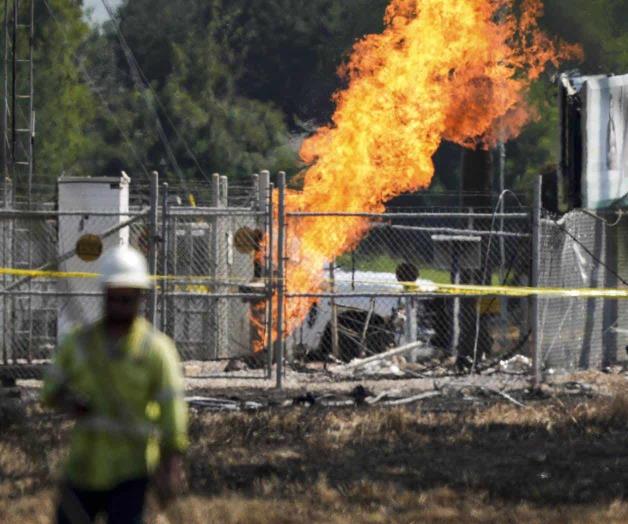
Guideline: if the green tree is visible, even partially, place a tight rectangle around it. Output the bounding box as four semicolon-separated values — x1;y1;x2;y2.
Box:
0;0;96;190
35;1;96;181
503;0;628;197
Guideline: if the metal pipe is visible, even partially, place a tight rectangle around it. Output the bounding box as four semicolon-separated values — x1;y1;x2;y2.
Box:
218;175;229;359
166;292;266;299
219;175;228;207
531;175;542;387
3;0;10;197
260;171;274;379
160;182;169;332
210;173;220;359
497;144;509;351
24;0;35;362
0;291;267;298
147;171;159;325
372;224;529;238
251;173;259;210
1;179;10;363
288;211;529;219
10;0;16;190
275;171;286;389
329;262;339;359
167;209;265;217
27;0;33;205
498;143;507;282
0;209;147;218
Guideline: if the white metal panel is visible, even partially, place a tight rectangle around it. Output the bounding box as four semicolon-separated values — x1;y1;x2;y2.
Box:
56;174;130;337
582;74;628;209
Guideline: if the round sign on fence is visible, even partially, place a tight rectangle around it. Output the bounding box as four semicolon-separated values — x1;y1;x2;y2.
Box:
76;234;103;262
395;262;419;283
234;227;263;254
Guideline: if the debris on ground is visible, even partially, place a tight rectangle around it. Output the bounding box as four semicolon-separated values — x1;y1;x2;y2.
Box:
499;355;532;374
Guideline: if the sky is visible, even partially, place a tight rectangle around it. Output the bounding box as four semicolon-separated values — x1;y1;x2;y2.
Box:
84;0;123;23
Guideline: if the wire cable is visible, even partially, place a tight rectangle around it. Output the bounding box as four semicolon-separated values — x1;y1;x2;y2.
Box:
581;208;624;227
42;0;151;180
547;214;628;287
471;190;522;371
99;0;188;193
99;0;211;187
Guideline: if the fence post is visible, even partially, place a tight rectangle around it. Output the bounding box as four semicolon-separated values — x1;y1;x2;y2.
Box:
218;175;229;359
531;174;542;387
211;173;221;359
220;175;229;207
329;262;340;359
498;143;508;337
259;170;274;379
148;171;159;325
251;173;260;210
276;171;286;389
2;179;11;364
160;182;169;333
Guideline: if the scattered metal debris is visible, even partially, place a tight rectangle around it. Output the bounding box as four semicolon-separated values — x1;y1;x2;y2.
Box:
384;391;442;406
498;355;532;374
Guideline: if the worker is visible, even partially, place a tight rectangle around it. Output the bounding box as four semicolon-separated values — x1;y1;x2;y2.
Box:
42;245;189;524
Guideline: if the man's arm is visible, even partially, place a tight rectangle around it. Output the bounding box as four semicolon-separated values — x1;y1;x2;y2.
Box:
151;336;189;504
153;338;189;455
41;334;74;407
41;332;90;416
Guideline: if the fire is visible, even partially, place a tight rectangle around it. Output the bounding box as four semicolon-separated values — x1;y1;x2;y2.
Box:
276;0;581;341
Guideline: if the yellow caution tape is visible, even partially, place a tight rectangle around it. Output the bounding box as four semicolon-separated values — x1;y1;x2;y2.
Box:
0;268;99;279
0;267;625;299
429;283;628;299
361;280;628;299
0;267;261;284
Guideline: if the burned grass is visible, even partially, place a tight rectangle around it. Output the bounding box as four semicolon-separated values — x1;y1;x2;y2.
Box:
2;389;628;523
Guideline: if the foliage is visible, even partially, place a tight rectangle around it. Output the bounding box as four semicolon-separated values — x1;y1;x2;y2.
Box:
0;0;95;187
1;0;627;191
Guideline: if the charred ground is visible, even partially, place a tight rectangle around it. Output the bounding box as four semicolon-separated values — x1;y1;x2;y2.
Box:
2;372;628;523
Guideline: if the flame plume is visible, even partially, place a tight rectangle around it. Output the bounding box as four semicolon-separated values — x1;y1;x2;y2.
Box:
278;0;581;338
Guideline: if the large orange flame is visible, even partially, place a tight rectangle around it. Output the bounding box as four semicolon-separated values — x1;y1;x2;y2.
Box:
278;0;581;338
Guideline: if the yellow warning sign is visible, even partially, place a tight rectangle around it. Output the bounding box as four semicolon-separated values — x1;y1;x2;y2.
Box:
75;234;103;262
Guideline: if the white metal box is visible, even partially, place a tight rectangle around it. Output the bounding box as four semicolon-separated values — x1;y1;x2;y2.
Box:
57;174;130;337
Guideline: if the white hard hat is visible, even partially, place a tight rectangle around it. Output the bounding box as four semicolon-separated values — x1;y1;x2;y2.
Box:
99;245;152;289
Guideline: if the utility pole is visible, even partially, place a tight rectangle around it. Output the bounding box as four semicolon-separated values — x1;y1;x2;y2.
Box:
2;0;35;364
2;0;35;206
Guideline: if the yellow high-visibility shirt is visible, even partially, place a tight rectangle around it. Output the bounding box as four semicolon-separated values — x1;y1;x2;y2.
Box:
41;317;189;491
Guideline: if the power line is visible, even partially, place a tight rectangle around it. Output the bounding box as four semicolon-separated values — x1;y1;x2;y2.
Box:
99;0;211;187
42;0;151;180
99;0;187;192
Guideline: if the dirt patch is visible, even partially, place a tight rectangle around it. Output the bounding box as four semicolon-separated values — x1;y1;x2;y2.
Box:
2;372;628;523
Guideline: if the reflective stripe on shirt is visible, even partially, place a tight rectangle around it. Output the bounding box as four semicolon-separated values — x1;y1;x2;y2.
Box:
76;414;159;439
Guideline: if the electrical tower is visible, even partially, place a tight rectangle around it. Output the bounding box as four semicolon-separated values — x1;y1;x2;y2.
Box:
2;0;35;208
1;0;35;364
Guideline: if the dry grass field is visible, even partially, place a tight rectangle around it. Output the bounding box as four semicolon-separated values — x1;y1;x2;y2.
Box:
2;375;628;523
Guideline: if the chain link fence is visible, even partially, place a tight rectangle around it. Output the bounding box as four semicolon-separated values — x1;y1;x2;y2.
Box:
284;209;533;368
0;173;273;381
0;209;149;371
0;172;626;386
538;209;628;371
158;206;268;363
